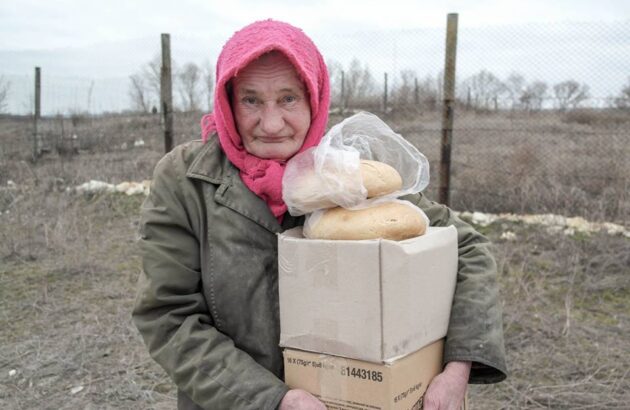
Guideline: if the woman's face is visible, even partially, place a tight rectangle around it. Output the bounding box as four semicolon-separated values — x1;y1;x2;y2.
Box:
231;52;311;161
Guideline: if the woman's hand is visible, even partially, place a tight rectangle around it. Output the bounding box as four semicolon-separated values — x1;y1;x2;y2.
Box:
279;389;327;410
423;360;471;410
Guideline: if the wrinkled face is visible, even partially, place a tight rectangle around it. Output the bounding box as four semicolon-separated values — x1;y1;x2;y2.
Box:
231;51;311;161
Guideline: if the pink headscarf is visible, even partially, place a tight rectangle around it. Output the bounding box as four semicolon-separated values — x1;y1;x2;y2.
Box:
200;19;330;222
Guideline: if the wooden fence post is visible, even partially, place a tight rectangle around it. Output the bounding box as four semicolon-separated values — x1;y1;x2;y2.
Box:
33;66;41;161
161;33;174;153
439;13;458;206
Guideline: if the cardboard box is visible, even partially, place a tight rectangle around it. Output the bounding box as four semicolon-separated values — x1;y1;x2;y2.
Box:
284;339;444;410
278;226;458;362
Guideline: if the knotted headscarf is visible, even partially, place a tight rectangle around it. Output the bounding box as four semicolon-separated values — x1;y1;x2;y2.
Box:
201;19;330;221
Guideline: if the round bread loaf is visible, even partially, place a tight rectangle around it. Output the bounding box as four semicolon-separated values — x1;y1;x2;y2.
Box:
306;201;427;241
360;160;403;198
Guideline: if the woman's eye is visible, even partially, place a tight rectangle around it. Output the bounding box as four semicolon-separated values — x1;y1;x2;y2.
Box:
282;95;297;104
242;96;258;105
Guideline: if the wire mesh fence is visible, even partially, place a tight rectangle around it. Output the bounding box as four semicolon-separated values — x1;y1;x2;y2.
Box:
0;20;628;222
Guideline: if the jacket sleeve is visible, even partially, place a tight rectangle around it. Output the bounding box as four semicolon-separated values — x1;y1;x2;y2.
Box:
405;192;508;384
132;150;289;409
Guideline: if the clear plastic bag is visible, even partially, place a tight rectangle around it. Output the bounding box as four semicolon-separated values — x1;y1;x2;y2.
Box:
283;112;430;216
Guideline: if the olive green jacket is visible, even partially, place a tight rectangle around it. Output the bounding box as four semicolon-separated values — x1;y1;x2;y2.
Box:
132;138;507;410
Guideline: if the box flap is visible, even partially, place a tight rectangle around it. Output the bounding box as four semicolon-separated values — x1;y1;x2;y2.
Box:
380;226;458;359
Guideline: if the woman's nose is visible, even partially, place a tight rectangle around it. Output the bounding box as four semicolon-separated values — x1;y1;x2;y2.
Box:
260;105;284;135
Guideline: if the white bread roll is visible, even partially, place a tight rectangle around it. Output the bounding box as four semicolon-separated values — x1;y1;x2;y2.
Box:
306;201;427;241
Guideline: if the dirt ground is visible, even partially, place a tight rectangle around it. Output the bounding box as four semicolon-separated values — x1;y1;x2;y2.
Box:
1;182;628;409
1;111;629;408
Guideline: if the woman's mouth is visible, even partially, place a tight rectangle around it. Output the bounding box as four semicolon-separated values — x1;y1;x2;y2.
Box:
256;136;290;143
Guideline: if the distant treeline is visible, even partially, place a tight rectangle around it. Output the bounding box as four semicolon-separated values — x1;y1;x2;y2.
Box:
123;55;630;114
1;57;628;115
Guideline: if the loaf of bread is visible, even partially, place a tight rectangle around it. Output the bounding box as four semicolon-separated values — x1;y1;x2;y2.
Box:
360;160;403;198
305;201;427;241
284;160;403;213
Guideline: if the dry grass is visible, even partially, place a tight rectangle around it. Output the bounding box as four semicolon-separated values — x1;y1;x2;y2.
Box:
0;190;176;409
466;220;629;409
1;110;628;408
389;109;630;224
1;186;627;409
2;109;628;224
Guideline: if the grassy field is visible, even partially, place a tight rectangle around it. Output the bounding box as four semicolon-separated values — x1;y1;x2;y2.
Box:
1;110;629;408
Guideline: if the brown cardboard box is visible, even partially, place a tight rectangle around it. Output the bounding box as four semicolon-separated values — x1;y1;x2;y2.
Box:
284;339;444;410
278;226;458;363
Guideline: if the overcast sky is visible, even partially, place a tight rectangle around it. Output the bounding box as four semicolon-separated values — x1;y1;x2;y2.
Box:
1;0;628;114
1;0;628;50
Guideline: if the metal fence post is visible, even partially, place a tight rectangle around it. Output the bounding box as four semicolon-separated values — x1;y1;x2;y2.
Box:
161;33;174;153
439;13;458;206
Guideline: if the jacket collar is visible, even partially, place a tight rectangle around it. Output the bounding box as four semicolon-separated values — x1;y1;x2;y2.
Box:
186;138;284;233
186;137;234;184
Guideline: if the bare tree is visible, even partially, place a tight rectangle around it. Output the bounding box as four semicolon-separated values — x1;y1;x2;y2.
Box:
0;75;11;113
614;76;630;109
504;72;525;110
344;58;376;108
435;71;444;106
142;55;162;110
326;59;343;108
416;74;439;111
520;81;548;112
128;73;150;113
202;60;214;111
394;69;416;107
461;70;505;111
177;62;202;112
553;80;589;111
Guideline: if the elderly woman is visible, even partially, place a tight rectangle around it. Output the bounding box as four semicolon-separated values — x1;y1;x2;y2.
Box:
133;20;506;410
